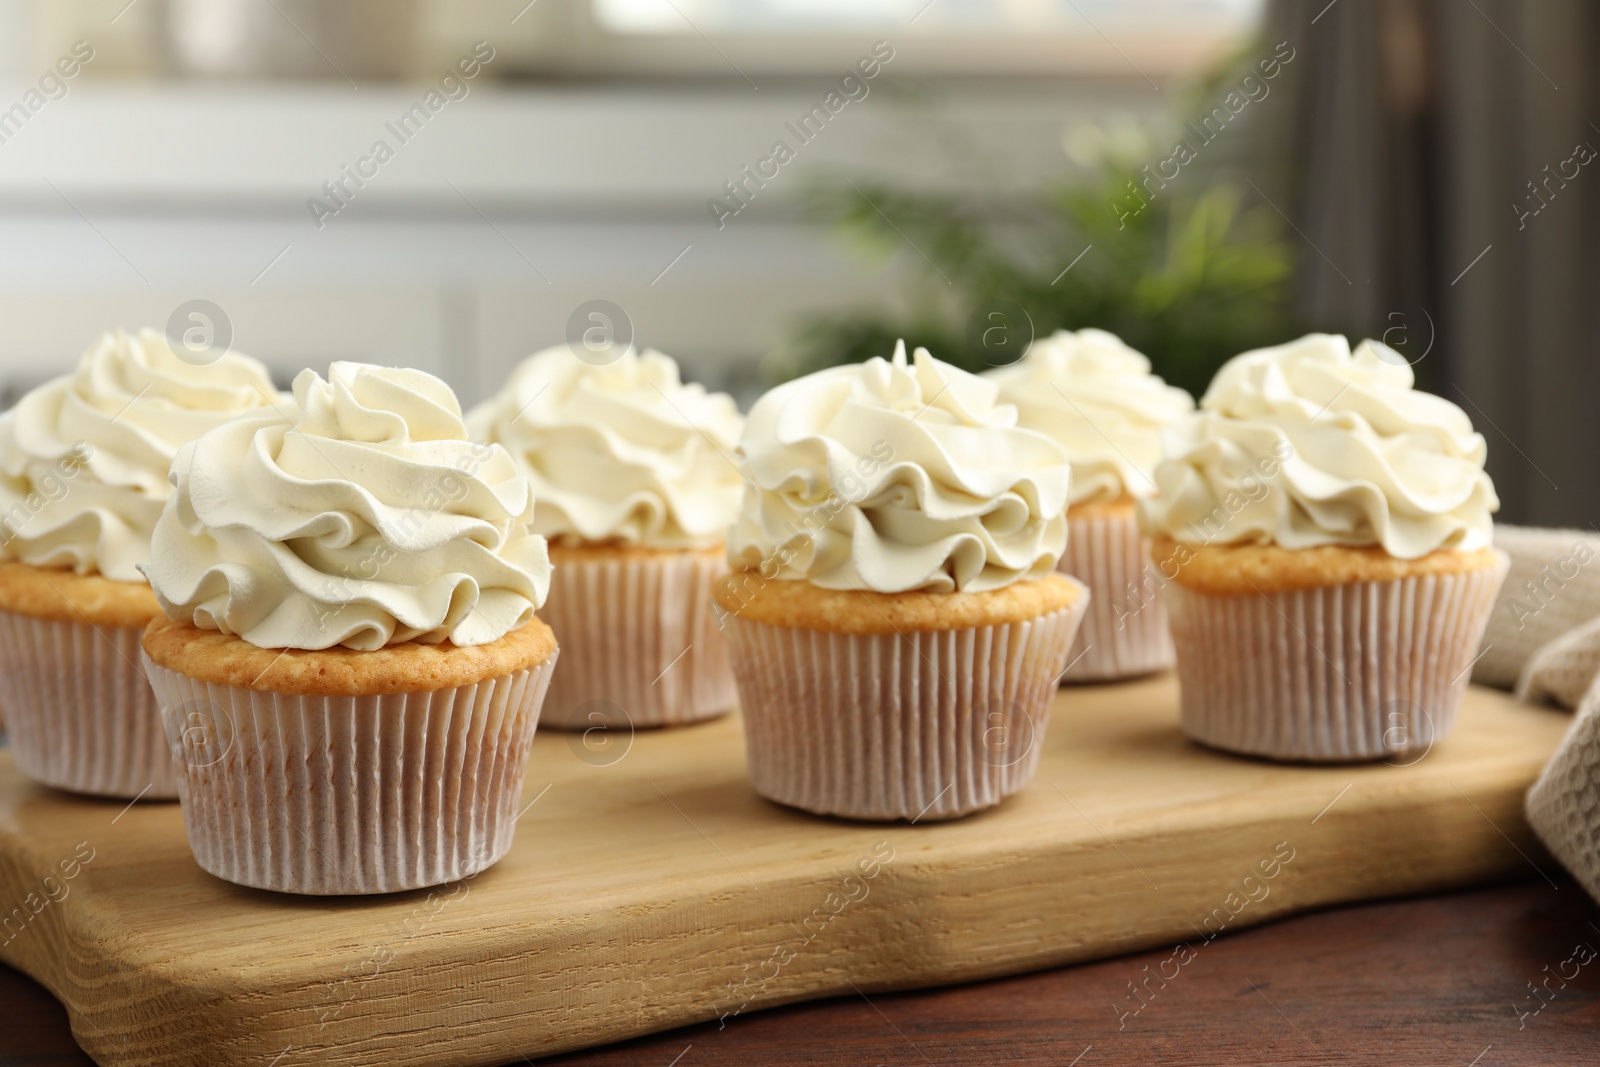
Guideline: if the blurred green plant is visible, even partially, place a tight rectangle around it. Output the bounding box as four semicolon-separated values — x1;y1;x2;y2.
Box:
773;147;1301;400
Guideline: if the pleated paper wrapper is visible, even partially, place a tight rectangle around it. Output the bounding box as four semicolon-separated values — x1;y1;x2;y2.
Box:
142;651;556;896
0;610;176;799
538;550;735;730
1057;506;1174;682
1164;551;1509;762
720;581;1088;822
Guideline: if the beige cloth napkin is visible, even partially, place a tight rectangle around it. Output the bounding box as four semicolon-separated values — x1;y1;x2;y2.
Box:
1479;524;1600;903
1475;525;1600;693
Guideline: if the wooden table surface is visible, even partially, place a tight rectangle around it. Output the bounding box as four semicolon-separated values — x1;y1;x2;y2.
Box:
4;876;1597;1066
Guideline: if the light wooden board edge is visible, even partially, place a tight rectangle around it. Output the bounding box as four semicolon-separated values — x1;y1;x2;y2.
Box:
0;684;1567;1067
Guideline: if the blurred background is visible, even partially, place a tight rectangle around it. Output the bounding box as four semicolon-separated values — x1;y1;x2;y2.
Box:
0;0;1590;525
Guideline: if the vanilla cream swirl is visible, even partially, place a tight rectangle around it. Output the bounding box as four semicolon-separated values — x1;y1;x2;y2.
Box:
728;340;1070;593
145;362;550;650
0;328;281;581
468;346;744;549
1139;333;1498;558
985;328;1194;504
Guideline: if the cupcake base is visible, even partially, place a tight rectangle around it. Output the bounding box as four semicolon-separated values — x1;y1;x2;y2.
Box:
715;573;1088;821
0;612;177;799
0;563;172;799
1159;539;1509;762
538;542;735;730
1057;498;1174;683
141;617;559;895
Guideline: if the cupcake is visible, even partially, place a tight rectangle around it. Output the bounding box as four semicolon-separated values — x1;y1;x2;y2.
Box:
140;362;556;895
1140;334;1507;762
717;340;1089;821
0;329;281;798
986;328;1193;681
470;346;743;730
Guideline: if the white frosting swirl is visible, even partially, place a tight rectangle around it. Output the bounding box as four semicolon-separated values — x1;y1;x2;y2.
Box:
728;340;1070;593
984;329;1194;504
0;328;281;582
1139;333;1498;558
468;346;744;549
145;362;551;651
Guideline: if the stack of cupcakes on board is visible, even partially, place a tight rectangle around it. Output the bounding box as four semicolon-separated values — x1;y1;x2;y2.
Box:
986;329;1194;682
0;322;1515;896
0;329;281;799
471;346;744;732
1140;333;1506;762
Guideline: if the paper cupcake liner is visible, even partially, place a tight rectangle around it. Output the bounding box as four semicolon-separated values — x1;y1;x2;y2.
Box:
721;583;1088;821
1526;704;1600;904
1164;551;1509;762
0;609;176;799
1057;507;1175;682
141;652;556;895
538;551;735;730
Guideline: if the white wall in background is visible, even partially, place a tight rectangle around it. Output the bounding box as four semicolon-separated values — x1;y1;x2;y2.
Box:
0;0;27;82
0;216;885;406
0;80;1162;404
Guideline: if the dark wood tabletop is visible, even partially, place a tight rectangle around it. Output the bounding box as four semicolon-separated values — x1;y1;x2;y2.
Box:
3;876;1598;1067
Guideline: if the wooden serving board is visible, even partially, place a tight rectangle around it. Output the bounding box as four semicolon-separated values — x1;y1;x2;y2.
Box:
0;677;1571;1067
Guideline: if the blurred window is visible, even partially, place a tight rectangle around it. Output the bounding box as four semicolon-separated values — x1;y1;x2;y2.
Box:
591;0;1265;77
598;0;1261;35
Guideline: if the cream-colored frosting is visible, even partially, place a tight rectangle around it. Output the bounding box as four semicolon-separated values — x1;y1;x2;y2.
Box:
0;328;281;581
468;345;744;549
728;340;1071;593
1139;333;1498;558
984;328;1194;504
145;362;550;651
